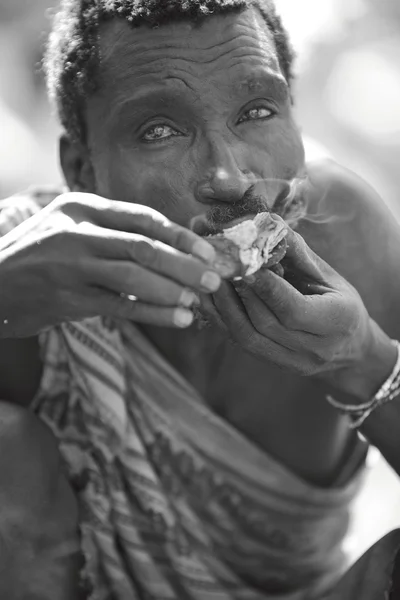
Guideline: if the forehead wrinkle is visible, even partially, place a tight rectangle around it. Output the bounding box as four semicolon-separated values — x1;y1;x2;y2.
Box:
102;38;276;77
95;9;285;123
99;7;274;53
102;47;281;97
99;8;278;75
100;45;280;103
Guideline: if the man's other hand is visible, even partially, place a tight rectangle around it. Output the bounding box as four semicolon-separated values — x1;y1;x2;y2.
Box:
0;192;221;338
204;223;377;380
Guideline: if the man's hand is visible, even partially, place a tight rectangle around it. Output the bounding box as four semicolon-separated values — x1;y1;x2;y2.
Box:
0;192;221;338
202;223;378;380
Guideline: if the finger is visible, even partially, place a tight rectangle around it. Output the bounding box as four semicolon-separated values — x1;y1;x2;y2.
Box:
282;227;332;285
234;281;320;351
80;197;216;264
248;269;324;331
92;291;195;328
213;282;253;338
213;283;292;363
265;237;287;269
233;280;281;331
198;292;228;332
84;229;221;294
88;260;199;307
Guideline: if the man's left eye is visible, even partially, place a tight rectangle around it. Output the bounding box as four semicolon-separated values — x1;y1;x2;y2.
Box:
238;107;275;123
142;124;181;142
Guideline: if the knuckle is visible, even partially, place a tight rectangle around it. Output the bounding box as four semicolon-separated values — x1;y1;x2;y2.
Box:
138;207;170;235
251;313;274;336
170;224;190;251
307;344;336;374
52;193;83;217
52;192;101;222
134;237;159;268
137;209;156;231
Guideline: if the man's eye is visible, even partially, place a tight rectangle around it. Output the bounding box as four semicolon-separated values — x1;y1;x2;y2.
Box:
238;107;275;123
142;124;180;142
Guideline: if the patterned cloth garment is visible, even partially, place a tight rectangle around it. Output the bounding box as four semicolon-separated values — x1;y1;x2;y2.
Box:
0;189;369;600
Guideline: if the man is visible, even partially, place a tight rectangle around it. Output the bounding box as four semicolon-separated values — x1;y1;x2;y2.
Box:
0;0;400;598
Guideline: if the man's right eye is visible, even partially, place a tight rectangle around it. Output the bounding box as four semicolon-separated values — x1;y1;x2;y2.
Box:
142;124;181;142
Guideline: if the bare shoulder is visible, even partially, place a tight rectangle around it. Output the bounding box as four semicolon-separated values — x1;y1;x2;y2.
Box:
297;159;400;335
302;158;397;225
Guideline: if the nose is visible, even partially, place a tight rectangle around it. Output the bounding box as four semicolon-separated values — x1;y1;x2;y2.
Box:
195;137;251;204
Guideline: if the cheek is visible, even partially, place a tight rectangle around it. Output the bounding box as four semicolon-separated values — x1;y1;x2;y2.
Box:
249;119;304;178
91;145;200;226
246;119;305;204
270;119;305;179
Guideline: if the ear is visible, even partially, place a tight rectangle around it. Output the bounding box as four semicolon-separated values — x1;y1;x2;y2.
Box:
59;134;96;193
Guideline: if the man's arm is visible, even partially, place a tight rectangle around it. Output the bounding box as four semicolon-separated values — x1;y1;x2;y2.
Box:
298;160;400;475
331;323;400;476
0;337;43;407
297;159;400;342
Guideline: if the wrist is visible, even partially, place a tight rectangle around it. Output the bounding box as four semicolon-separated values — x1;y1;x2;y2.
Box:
329;319;397;403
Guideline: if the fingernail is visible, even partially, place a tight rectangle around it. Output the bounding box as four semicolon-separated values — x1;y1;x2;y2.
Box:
201;271;221;292
192;293;201;306
173;308;194;328
179;289;198;307
192;239;216;262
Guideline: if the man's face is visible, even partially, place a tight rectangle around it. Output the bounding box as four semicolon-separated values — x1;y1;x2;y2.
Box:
83;7;305;230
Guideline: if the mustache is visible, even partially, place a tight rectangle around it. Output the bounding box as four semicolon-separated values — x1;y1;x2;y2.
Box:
205;187;269;234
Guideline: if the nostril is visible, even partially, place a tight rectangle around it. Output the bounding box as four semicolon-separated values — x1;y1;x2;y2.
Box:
196;183;216;200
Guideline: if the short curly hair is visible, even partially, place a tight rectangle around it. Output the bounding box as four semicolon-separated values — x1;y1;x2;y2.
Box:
44;0;295;144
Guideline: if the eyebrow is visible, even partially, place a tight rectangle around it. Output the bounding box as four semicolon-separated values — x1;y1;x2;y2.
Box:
110;79;192;110
104;84;186;126
106;71;290;124
234;72;289;103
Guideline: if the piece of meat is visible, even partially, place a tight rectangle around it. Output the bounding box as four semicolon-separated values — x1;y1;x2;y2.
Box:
206;212;287;279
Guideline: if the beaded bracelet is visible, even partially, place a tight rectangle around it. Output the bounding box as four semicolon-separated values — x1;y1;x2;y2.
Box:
326;340;400;429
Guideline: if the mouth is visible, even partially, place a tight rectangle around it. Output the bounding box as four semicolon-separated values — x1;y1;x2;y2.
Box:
190;213;258;237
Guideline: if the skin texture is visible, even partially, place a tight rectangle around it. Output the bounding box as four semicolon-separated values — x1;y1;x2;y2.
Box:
1;0;400;493
3;8;400;485
82;10;305;216
2;8;400;597
61;9;352;485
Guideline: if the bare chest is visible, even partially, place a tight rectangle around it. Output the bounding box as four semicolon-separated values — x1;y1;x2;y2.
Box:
141;324;349;484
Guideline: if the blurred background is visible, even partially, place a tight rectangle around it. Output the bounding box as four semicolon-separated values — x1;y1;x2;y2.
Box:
0;0;400;564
